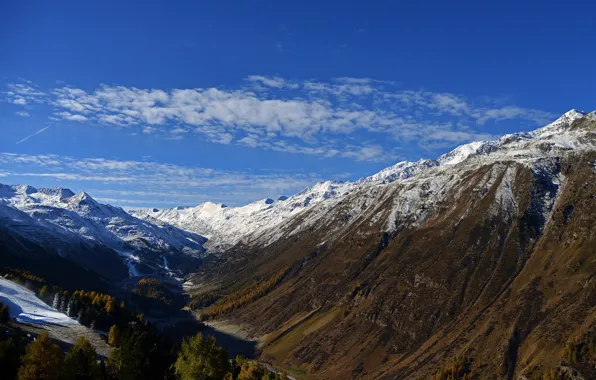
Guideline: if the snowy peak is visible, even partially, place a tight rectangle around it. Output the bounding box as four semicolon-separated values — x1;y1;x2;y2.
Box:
293;180;353;206
0;182;208;277
437;141;488;166
132;110;596;253
36;187;75;200
361;159;438;184
63;191;123;218
533;109;588;137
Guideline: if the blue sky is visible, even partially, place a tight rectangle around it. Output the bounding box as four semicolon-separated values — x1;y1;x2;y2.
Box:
1;0;595;208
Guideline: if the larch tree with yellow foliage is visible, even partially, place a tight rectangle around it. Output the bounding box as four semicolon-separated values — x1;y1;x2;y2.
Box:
17;332;63;380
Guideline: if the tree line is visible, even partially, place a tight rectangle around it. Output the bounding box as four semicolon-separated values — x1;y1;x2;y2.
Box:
198;267;290;321
2;268;290;379
1;320;288;380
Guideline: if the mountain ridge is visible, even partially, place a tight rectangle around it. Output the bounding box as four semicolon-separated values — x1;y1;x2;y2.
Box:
133;109;595;252
184;109;596;379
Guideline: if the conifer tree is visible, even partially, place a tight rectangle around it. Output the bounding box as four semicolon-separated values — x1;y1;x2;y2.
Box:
0;303;9;323
62;336;100;380
52;292;61;310
0;332;27;378
66;298;75;318
105;298;117;314
17;332;63;380
108;325;121;347
39;285;49;301
174;333;230;380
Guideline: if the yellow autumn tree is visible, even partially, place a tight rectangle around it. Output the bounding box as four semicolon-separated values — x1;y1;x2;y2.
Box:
105;298;117;314
17;332;63;380
108;325;121;347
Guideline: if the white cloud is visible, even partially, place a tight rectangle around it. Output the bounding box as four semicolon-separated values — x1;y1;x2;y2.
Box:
247;75;298;89
3;77;557;162
56;112;88;122
142;126;158;134
16;111;30;117
0;152;321;206
5;84;46;105
474;106;554;125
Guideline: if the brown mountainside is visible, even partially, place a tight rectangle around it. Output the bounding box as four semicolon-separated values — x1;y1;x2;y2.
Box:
194;115;596;379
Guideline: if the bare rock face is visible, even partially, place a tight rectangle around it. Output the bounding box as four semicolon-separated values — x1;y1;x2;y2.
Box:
190;111;596;379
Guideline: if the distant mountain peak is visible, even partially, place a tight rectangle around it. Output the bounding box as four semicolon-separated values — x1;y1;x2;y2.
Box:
37;187;75;200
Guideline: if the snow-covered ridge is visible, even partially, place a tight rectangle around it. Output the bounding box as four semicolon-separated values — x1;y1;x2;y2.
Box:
133;109;594;252
0;184;208;276
2;110;592;257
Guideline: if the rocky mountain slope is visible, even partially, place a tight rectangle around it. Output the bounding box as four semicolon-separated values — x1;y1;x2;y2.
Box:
2;109;595;378
185;110;596;379
135;109;591;252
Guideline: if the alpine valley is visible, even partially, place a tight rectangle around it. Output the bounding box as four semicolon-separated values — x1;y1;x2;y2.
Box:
2;109;596;379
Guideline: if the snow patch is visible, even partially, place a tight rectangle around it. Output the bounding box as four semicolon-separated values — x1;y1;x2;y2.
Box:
0;277;79;326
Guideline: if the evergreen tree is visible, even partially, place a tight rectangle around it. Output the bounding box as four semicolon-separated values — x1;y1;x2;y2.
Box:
0;334;27;379
62;336;100;380
60;291;70;312
108;325;121;347
106;348;122;378
0;303;9;323
112;324;174;380
66;298;75;318
17;332;63;380
174;333;230;380
39;286;49;301
52;292;61;310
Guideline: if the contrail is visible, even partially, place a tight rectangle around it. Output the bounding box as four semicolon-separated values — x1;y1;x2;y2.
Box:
16;125;52;144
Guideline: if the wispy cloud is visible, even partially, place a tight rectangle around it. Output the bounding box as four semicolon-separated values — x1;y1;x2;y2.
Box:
2;77;557;163
0;152;322;207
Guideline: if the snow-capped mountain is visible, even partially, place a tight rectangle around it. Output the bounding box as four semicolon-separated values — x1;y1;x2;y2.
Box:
0;184;207;277
2;109;593;278
182;110;596;379
132;180;356;251
133;109;595;253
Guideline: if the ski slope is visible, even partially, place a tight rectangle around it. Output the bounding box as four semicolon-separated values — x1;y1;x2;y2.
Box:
0;277;79;326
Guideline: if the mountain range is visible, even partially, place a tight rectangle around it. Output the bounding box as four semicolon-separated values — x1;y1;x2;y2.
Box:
1;109;595;378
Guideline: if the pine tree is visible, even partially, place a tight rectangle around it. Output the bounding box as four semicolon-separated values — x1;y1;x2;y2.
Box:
107;348;122;378
60;291;70;312
174;333;230;380
108;325;121;347
52;292;61;310
66;298;75;317
17;332;63;380
0;304;9;323
62;336;100;380
39;285;49;301
0;337;27;380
